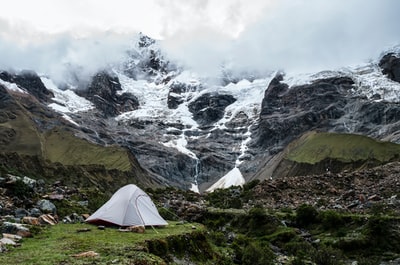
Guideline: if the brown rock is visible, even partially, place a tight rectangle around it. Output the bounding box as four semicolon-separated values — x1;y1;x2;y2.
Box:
16;230;32;238
72;250;99;258
39;214;58;225
81;214;90;220
127;225;145;233
2;233;22;242
368;195;381;201
21;216;40;226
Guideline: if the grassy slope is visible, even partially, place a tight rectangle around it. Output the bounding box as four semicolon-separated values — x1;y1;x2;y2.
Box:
0;111;43;156
286;131;400;164
43;129;133;172
0;222;203;265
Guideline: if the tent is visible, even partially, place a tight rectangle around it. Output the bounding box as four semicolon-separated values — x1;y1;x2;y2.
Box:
86;184;168;227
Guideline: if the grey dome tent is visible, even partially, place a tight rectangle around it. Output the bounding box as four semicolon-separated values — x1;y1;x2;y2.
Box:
86;184;167;227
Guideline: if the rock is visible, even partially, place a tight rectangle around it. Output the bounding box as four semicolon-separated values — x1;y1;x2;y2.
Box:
0;222;29;234
15;208;29;219
76;228;91;233
78;201;88;207
81;213;90;220
29;208;42;217
126;225;146;234
37;199;56;214
2;233;22;242
368;194;381;201
379;53;400;83
71;250;99;258
63;213;84;224
21;216;40;226
48;193;64;200
16;230;32;238
39;214;58;225
0;237;17;246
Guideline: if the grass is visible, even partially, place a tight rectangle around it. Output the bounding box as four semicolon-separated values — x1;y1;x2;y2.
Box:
286;131;400;164
0;222;204;265
0;110;42;156
44;129;133;171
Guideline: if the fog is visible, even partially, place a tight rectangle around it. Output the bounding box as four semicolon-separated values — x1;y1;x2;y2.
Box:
162;0;400;76
0;0;399;83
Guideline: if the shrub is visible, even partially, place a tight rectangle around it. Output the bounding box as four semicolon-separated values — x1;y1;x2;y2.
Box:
158;207;179;221
208;231;227;247
319;210;344;230
232;236;274;265
7;179;33;198
284;241;314;257
206;187;243;209
311;245;344;265
296;204;318;227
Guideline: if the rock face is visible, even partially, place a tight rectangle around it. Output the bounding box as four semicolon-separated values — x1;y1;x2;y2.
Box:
248;72;400;179
379;53;400;83
0;70;54;101
188;93;236;126
254;75;353;151
84;72;139;117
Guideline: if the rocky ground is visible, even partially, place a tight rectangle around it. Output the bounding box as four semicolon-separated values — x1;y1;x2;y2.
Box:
1;162;400;263
251;161;400;213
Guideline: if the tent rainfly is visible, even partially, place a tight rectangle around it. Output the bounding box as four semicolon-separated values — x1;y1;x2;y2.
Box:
86;184;168;227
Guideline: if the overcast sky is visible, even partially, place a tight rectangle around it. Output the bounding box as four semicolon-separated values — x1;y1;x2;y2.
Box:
1;0;399;81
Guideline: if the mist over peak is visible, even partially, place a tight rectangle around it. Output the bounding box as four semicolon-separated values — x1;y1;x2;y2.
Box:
0;0;399;86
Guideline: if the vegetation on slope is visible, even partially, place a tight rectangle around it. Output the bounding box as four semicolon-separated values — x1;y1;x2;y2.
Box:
286;131;400;164
44;129;133;172
0;222;209;265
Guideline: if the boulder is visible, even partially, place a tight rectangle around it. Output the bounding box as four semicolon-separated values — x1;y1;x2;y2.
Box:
2;233;22;242
126;225;145;233
0;237;17;246
21;216;40;226
0;222;29;234
39;214;58;225
15;208;29;219
37;199;56;214
29;208;42;217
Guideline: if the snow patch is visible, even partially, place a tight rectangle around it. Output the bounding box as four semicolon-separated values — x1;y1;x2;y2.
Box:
41;77;94;113
0;79;27;94
206;167;245;192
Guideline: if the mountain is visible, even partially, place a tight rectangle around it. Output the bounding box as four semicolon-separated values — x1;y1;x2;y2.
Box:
1;34;400;192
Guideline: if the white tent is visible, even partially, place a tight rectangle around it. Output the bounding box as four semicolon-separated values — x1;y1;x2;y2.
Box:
86;184;168;227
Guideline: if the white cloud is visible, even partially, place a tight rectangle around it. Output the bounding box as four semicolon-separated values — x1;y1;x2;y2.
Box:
0;0;399;82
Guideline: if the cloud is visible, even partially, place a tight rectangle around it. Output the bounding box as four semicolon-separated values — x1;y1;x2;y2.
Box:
0;0;399;84
0;20;133;85
161;0;400;76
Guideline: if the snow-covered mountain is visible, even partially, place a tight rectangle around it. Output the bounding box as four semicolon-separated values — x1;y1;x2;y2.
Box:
1;34;400;192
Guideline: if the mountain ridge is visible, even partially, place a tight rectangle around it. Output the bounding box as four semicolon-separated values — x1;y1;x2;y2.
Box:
0;34;400;192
